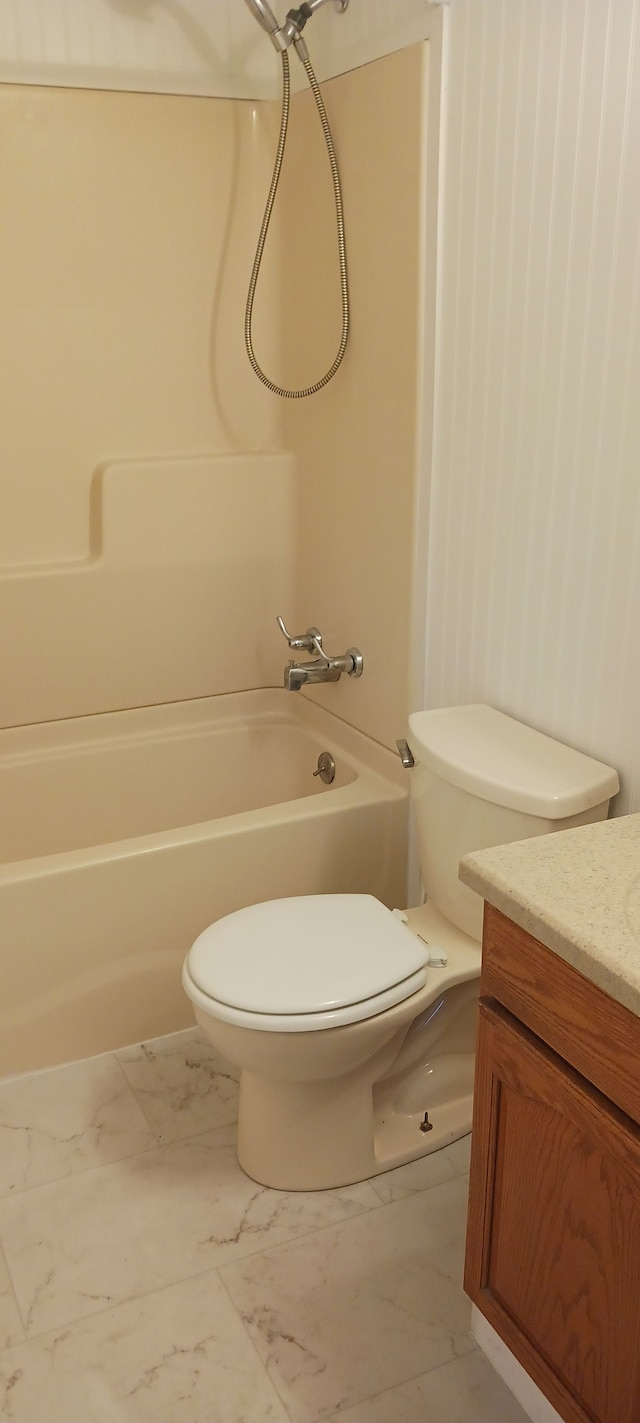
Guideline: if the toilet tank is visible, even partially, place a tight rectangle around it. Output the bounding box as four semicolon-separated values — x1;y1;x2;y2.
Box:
407;705;619;941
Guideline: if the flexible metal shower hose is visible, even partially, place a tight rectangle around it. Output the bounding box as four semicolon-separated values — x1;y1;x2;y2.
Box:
244;48;350;398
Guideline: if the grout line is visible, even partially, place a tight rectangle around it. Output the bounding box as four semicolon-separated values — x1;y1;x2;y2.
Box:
212;1177;470;1279
327;1342;481;1422
0;1257;262;1354
0;1034;472;1372
0;1180;446;1351
0;1069;470;1206
0;1237;27;1345
215;1264;301;1423
216;1264;479;1423
0;1130;166;1205
0;1171;386;1348
110;1050;165;1146
0;1117;469;1217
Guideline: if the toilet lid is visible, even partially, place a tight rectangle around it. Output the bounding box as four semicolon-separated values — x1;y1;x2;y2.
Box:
186;894;428;1017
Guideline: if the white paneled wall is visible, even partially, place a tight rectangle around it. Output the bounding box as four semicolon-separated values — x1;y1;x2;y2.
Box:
0;0;437;97
311;0;442;82
426;0;640;813
0;0;274;96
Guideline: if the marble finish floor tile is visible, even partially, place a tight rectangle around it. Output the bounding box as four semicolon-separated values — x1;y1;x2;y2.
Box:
116;1028;239;1144
0;1269;290;1423
370;1132;471;1204
0;1055;157;1197
441;1131;472;1176
220;1174;474;1423
0;1126;381;1337
326;1350;531;1423
0;1247;25;1352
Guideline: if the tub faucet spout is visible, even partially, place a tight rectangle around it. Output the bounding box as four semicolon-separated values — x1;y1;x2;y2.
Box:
284;658;341;692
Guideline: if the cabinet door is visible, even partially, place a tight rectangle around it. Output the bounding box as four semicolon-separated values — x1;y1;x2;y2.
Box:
465;1001;640;1423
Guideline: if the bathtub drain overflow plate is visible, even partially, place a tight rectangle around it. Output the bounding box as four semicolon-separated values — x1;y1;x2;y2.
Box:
313;751;336;785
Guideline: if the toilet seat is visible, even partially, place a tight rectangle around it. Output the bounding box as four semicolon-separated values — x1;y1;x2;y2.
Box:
183;894;429;1033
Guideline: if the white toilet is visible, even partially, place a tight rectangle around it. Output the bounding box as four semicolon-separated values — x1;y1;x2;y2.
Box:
182;705;619;1191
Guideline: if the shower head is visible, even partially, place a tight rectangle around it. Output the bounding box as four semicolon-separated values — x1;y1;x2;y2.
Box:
243;0;288;51
243;0;350;54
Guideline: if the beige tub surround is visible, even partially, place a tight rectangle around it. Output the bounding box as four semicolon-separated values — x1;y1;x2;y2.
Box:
279;44;429;752
0;690;407;1078
460;813;640;1018
0;46;431;752
0;453;295;729
0;83;279;569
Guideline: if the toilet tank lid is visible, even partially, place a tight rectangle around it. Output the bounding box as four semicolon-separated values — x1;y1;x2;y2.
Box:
408;705;620;818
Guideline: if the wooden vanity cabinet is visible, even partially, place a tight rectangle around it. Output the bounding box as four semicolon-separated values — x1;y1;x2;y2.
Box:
464;905;640;1423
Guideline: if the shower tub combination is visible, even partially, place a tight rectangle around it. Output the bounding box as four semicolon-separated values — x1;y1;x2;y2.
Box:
0;690;408;1078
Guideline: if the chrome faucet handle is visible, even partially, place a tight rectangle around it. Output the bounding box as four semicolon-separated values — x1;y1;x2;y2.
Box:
310;632;363;678
276;615;322;653
309;632;332;665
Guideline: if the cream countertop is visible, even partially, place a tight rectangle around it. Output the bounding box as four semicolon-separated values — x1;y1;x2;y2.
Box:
459;813;640;1018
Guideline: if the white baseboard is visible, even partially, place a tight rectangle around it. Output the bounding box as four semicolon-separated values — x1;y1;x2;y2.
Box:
471;1307;564;1423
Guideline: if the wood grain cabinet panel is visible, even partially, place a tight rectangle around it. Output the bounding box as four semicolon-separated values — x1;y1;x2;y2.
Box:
465;910;640;1423
481;905;640;1125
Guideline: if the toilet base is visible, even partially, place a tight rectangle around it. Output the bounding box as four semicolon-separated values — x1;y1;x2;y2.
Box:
237;1046;475;1192
237;1068;378;1192
373;1051;474;1174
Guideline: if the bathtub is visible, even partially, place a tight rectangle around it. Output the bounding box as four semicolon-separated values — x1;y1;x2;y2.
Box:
0;690;408;1078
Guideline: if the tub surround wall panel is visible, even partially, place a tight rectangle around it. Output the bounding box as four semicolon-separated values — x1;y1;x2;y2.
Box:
0;54;427;745
426;0;640;812
280;45;427;753
0;454;295;729
0;82;279;568
0;79;291;725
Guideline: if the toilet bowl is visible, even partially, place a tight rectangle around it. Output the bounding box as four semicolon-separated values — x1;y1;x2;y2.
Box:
182;894;480;1189
183;704;619;1190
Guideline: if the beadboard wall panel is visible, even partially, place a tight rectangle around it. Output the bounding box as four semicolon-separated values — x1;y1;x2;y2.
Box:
426;0;640;814
0;0;274;97
310;0;441;83
0;0;438;97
